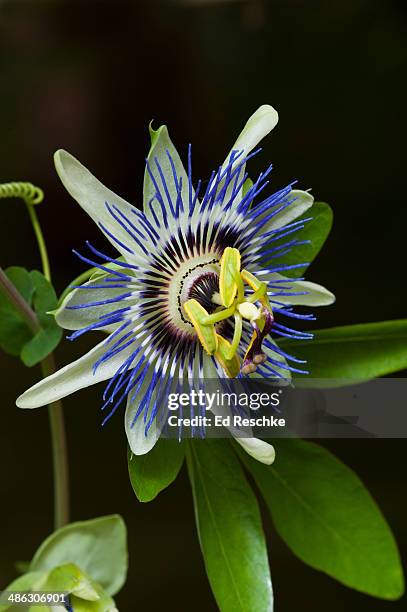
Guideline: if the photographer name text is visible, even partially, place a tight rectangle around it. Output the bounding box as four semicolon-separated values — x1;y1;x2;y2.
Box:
167;414;286;428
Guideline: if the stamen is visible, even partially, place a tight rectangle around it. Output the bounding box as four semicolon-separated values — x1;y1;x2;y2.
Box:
215;335;240;378
183;246;274;377
183;299;218;355
219;246;241;307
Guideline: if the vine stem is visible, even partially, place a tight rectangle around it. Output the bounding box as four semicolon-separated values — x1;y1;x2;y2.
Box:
41;356;70;529
27;204;70;530
0;192;69;531
25;202;51;282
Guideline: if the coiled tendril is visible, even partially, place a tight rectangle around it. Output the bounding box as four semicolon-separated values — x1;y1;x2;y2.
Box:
0;182;44;206
0;181;49;279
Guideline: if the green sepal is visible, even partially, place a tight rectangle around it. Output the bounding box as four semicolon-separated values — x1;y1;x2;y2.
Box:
273;201;333;277
128;439;185;502
242;177;253;198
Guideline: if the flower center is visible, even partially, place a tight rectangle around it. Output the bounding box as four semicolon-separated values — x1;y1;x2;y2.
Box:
183;247;274;377
187;272;221;314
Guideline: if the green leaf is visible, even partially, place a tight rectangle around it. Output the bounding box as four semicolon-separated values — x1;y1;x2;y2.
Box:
238;439;404;600
128;439;185;502
20;326;62;367
29;515;127;597
187;440;273;612
274;201;333;277
30;271;58;320
20;271;62;366
279;319;407;385
0;267;35;356
4;267;35;302
0;267;62;366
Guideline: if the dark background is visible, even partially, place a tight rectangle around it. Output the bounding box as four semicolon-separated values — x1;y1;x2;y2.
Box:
1;0;406;610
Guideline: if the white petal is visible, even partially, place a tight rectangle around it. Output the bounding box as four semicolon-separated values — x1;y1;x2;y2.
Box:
54;150;146;260
220;105;279;207
265;189;314;231
16;337;140;409
236;437;275;465
269;273;335;307
227;105;279;161
143;124;191;230
55;274;136;331
125;385;161;455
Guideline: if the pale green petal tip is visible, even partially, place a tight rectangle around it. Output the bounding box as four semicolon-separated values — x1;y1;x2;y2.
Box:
322;288;336;305
232;104;279;155
254;104;279;127
125;399;161;456
54;148;71;175
16;389;38;409
148;121;167;147
290;189;314;206
247;104;279;133
303;282;336;306
53;149;84;197
236;438;276;465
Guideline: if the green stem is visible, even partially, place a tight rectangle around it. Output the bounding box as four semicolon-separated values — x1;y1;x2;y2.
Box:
0;264;70;530
41;355;70;529
25;203;51;282
0;186;70;530
25;201;70;529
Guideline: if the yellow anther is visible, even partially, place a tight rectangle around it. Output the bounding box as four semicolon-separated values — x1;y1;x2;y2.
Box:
241;268;262;291
215;334;241;378
219;247;242;307
183;299;218;355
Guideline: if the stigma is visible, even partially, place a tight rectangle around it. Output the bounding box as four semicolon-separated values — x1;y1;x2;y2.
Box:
183;247;274;377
